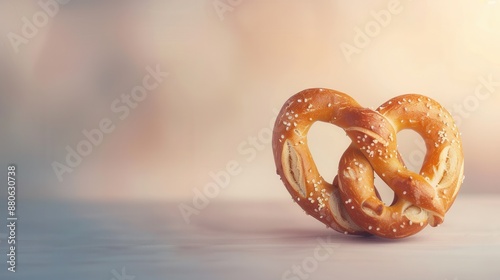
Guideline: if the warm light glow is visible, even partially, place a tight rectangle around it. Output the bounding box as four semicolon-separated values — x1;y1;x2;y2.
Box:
3;0;499;202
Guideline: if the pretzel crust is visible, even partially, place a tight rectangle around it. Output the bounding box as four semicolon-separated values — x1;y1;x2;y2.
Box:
272;88;464;238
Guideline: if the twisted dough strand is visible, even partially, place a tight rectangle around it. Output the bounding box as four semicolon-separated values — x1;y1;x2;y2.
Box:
272;89;464;239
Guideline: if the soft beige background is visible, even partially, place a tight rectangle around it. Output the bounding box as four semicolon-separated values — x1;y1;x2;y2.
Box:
2;0;499;202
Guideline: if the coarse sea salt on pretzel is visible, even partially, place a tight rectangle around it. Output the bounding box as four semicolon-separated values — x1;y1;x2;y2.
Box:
272;88;464;239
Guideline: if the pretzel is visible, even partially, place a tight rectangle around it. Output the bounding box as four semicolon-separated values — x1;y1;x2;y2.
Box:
272;88;464;239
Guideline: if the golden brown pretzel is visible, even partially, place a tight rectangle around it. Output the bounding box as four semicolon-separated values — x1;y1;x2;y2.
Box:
272;88;464;239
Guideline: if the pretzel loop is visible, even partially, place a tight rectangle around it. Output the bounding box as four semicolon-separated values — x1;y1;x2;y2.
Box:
272;88;464;239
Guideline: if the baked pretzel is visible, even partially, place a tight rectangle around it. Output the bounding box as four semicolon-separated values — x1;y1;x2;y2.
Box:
272;88;464;239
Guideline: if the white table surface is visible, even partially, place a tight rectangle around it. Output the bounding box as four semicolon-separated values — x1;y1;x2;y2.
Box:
1;194;499;280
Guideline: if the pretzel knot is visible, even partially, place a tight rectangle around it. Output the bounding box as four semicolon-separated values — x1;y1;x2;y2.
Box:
272;88;464;239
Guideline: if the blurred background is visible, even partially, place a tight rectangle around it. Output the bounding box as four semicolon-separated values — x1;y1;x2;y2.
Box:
1;0;500;203
1;1;500;279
